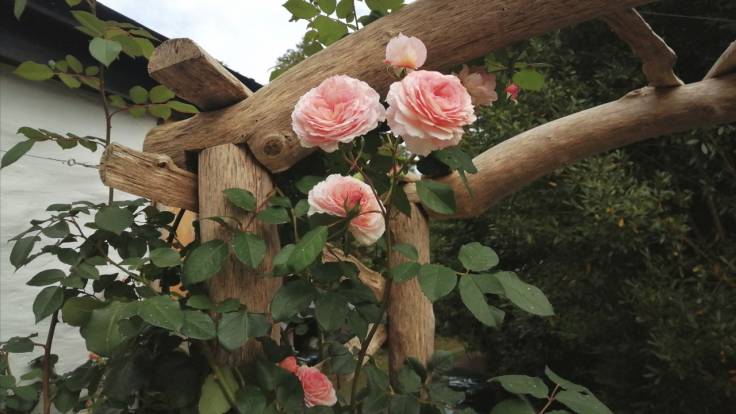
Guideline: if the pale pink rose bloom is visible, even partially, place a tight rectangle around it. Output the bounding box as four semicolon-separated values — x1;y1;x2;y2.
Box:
384;33;427;70
279;356;299;374
307;174;385;245
505;83;520;103
458;64;498;107
292;75;386;153
296;366;338;407
386;70;476;156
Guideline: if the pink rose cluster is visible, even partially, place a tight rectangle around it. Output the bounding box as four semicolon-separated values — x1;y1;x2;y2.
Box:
291;33;496;156
279;356;337;407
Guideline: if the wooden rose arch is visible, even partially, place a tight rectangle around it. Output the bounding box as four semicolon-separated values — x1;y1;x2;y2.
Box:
98;0;736;376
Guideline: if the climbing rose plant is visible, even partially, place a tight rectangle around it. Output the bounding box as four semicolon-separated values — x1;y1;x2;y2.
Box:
1;1;613;413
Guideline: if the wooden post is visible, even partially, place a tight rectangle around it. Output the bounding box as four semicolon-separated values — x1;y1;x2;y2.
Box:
387;203;434;377
198;143;282;365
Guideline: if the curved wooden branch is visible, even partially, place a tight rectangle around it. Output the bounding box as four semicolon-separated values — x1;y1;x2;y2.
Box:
706;41;736;80
405;74;736;219
143;0;655;173
602;9;682;87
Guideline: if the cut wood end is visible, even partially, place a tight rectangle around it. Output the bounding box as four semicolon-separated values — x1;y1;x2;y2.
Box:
148;38;203;74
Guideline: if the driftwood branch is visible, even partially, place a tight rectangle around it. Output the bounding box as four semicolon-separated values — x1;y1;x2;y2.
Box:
99;143;198;211
705;41;736;79
602;9;682;87
143;0;655;172
405;74;736;219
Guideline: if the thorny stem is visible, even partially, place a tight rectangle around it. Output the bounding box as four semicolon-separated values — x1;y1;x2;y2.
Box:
166;208;187;246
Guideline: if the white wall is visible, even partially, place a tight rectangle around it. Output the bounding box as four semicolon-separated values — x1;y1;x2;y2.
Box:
0;67;156;375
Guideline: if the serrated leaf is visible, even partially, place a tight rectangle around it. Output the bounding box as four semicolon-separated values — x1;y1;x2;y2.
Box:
62;296;104;327
556;390;612;414
393;243;418;261
295;175;323;194
41;221;70;239
458;242;499;271
149;247;181;267
458;276;504;327
10;236;38;268
256;207;290;224
89;37;122;67
149;85;175;103
232;232;267;269
544;367;588;392
183;240;228;284
223;188;257;211
417;264;457;302
168;100;199;114
315;292;347;331
390;262;420;282
271;280;318;321
27;269;65;286
33;286;64;323
71;10;107;36
148;103;172;120
415;180;456;215
1;140;34;168
129;85;148;104
182;310;216;340
217;311;271;350
94;206;133;235
491;375;549;399
14;61;53;81
65;54;83;72
513;69;545;91
57;73;82;88
495;271;554;316
198;374;231;414
311;15;348;45
283;0;320;20
186;294;213;310
490;398;535;414
138;296;184;331
317;0;336;14
287;226;327;272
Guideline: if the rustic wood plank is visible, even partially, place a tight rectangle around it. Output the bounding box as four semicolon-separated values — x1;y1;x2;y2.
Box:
198;144;282;366
149;38;253;111
405;74;736;219
99;143;198;211
387;203;434;379
602;9;683;87
705;41;736;79
143;0;656;173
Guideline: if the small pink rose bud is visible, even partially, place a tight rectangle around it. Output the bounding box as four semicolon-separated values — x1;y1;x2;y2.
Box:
296;366;338;407
384;33;427;70
505;83;520;103
279;356;299;374
458;64;498;107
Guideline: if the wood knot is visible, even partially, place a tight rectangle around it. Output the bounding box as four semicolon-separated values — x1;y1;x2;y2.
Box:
262;134;286;157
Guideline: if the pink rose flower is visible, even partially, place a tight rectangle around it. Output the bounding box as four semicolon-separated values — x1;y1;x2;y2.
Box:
279;356;299;374
386;70;476;156
384;33;427;70
505;83;520;103
458;64;498;107
296;366;337;407
292;75;386;153
308;174;385;245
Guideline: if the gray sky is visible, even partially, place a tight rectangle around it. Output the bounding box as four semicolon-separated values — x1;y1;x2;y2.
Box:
100;0;311;84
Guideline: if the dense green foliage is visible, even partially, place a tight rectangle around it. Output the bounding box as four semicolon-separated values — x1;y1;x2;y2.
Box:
430;1;736;413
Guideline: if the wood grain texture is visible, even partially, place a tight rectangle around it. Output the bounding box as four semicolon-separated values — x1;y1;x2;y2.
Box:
405;74;736;219
143;0;655;172
602;9;683;87
149;38;253;111
99;143;198;211
705;41;736;79
198;144;282;366
387;203;434;378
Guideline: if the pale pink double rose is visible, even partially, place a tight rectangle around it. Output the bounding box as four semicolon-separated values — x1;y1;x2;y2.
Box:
308;174;385;245
279;356;337;407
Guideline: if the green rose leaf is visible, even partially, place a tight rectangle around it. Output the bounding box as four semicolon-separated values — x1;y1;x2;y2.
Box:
149;247;181;268
3;336;35;353
10;236;38;269
167;100;199;114
198;374;231;414
415;180;456;215
94;206;133;235
513;69;545;91
491;375;549;399
317;0;336;14
186;294;213;310
182;310;216;340
232;231;267;269
89;37;122;67
81;302;127;356
27;269;65;286
544;367;588;392
129;85;148;104
287;226;328;272
1;140;34;169
14;62;53;81
256;207;290;224
458;276;504;327
315;292;348;331
393;243;419;261
149;85;176;103
217;311;271;351
138;296;184;331
458;242;499;271
556;390;613;414
495;271;554;316
61;296;104;327
490;398;536;414
183;240;228;285
41;221;70;239
390;262;421;282
417;264;458;302
271;280;318;321
33;286;64;323
283;0;320;20
311;15;349;45
295;175;323;194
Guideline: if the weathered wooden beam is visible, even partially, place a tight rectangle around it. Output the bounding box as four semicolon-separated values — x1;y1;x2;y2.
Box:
149;38;253;111
387;204;434;378
705;41;736;79
602;9;682;87
405;74;736;219
198;144;282;366
143;0;656;173
99;143;197;211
